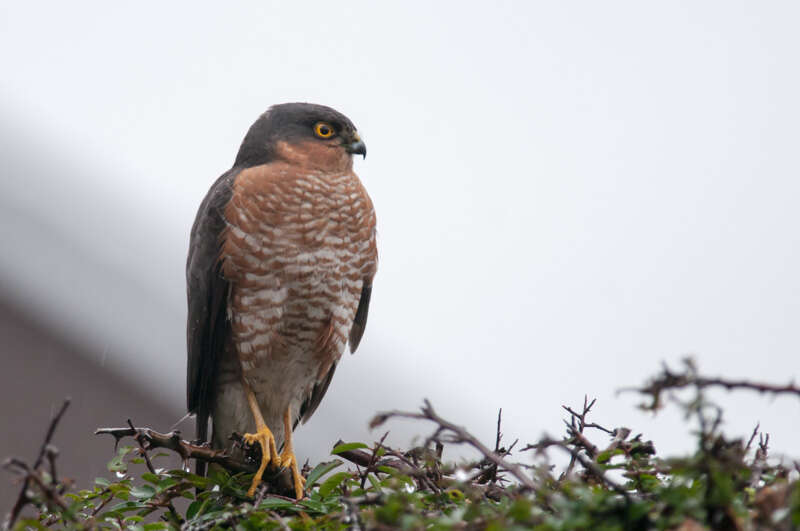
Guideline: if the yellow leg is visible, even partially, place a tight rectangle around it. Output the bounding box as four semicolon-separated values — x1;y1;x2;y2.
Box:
242;385;280;497
279;405;306;500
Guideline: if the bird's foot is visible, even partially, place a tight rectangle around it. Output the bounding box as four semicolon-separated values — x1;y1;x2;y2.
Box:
243;425;280;497
279;447;306;500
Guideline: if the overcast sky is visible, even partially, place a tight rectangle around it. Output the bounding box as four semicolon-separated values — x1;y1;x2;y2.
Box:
1;1;799;463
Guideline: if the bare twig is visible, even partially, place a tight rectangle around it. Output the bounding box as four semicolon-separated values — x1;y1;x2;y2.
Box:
620;359;800;411
533;437;631;504
495;408;503;454
472;409;517;486
334;438;506;499
358;432;389;490
370;400;537;491
748;433;771;490
4;458;76;527
745;423;761;454
692;378;800;396
44;445;60;493
3;398;71;530
335;444;433;490
561;396;598;478
89;485;114;518
387;445;442;493
482;408;504;485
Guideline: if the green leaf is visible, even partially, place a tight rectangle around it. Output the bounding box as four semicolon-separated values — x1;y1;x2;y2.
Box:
156;477;179;491
185;474;211;490
508;498;532;523
367;473;382;491
376;466;413;487
186;500;203;520
94;477;111;488
331;442;369;454
319;471;352;497
107;445;134;473
258;496;298;511
104;501;148;514
208;467;231;485
305;459;343;487
109;482;131;500
130;485;156;499
596;450;620;464
107;459;126;473
299;498;328;514
14;519;49;530
141;473;160;484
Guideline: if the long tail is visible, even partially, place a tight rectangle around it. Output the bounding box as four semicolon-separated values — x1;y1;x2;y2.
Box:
195;408;209;477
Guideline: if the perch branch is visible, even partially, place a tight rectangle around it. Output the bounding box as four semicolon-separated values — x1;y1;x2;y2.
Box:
94;426;257;474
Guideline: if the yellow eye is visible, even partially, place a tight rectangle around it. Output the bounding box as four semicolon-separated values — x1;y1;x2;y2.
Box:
314;122;335;138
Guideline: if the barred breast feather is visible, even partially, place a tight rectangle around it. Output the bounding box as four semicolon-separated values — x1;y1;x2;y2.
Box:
210;154;377;449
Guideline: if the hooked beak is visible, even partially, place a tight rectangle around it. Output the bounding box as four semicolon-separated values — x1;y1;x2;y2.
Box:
345;134;367;159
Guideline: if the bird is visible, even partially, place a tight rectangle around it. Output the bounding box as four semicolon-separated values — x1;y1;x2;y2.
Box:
185;103;377;500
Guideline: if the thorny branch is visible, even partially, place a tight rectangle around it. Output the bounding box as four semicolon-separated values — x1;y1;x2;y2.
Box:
748;433;771;490
529;438;632;503
334;441;442;494
362;397;645;510
333;437;505;501
94;426;258;474
562;396;598;477
6;356;799;529
358;431;389;490
471;408;518;485
4;459;75;525
620;358;800;411
370;399;538;491
125;419;182;523
745;422;761;454
3;398;71;531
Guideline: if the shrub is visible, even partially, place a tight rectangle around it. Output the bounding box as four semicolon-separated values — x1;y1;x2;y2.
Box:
5;359;800;530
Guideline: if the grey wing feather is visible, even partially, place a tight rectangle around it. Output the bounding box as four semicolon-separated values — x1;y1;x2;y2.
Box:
348;281;373;353
186;169;238;459
297;363;337;427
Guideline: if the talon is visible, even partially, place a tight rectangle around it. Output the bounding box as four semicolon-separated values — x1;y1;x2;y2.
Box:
279;406;305;500
239;388;305;500
279;448;305;500
242;425;280;497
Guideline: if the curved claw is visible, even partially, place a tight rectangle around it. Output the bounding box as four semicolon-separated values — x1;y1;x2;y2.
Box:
279;448;306;500
243;426;280;497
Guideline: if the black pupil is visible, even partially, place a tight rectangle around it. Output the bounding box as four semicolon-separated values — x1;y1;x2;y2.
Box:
320;125;330;135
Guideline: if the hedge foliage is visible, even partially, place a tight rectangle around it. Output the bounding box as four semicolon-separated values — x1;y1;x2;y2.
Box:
5;360;800;530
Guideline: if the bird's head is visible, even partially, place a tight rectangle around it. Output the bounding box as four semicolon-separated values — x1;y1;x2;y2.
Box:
234;103;366;171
